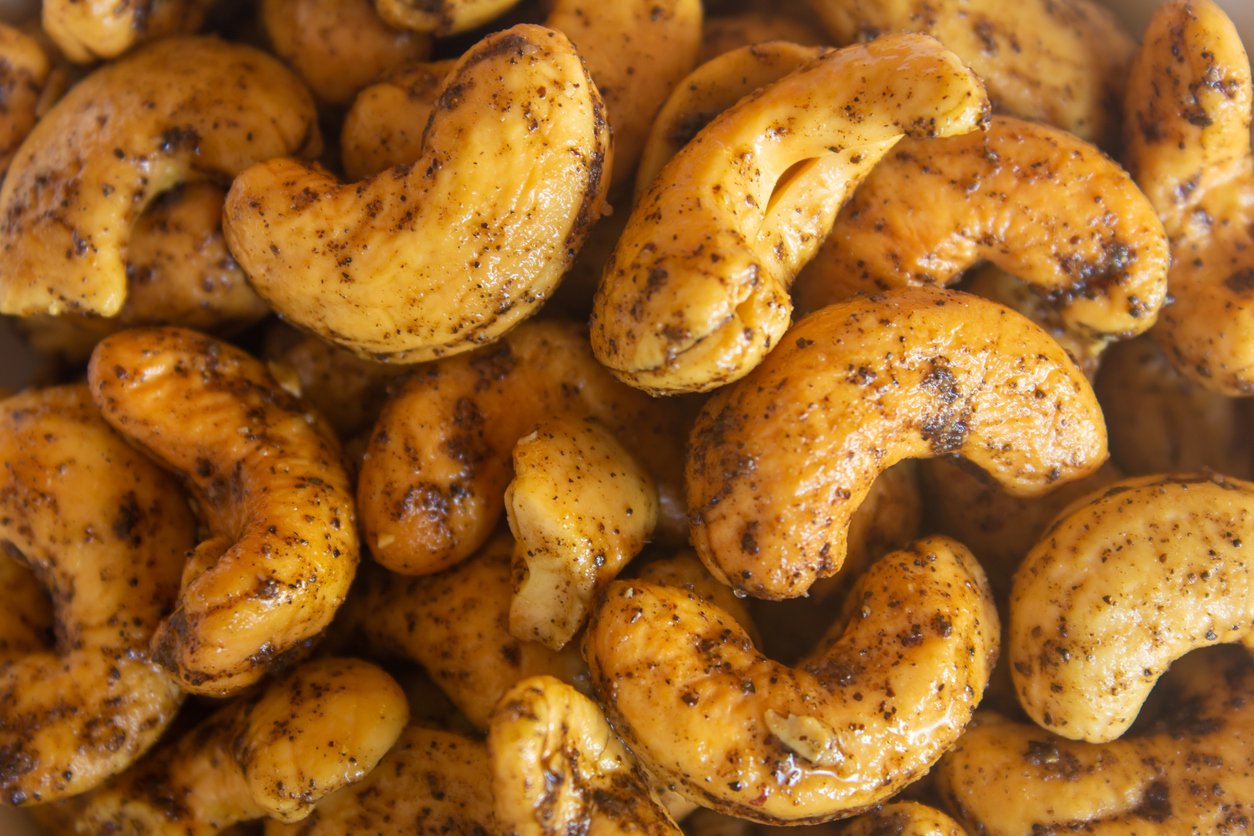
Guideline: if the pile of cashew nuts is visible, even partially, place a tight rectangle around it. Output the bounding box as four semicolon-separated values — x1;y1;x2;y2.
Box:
0;0;1251;832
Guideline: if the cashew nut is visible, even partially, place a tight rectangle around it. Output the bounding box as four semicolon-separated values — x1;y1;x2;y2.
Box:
697;8;827;66
687;287;1108;600
0;384;193;805
0;23;49;177
0;37;320;318
341;59;454;181
794;115;1169;346
584;535;997;823
636;549;760;645
41;0;213;63
88;327;360;696
591;33;990;394
357;320;688;576
505;415;658;650
224;24;609;364
841;802;965;836
490;675;681;835
1124;0;1254;394
373;0;521;36
808;0;1133;147
1010;472;1254;742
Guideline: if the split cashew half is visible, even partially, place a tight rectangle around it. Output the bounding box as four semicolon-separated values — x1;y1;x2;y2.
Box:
584;535;998;823
89;327;360;696
41;0;213;63
687;287;1107;600
0;36;319;318
224;24;610;364
1010;472;1254;742
591;33;989;394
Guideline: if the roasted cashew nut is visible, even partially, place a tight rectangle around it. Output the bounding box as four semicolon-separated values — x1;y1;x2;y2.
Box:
88;327;360;696
688;287;1108;600
357;320;688;576
584;535;998;823
841;802;966;836
936;647;1254;832
0;23;49;178
696;8;827;67
0;385;193;804
224;24;609;364
0;37;320;318
1124;0;1254;394
74;657;408;831
374;0;522;36
341;59;455;181
41;0;213;63
808;0;1134;148
490;675;681;835
1010;472;1254;742
794;115;1169;345
591;34;990;394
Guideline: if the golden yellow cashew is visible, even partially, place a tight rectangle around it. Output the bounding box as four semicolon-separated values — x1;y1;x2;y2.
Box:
696;9;828;66
1010;472;1254;743
374;0;521;35
341;59;455;180
41;0;213;63
936;647;1254;833
841;802;965;836
490;676;681;835
74;657;408;831
584;536;998;824
224;24;609;364
794;115;1169;344
0;385;193;805
688;287;1108;600
88;327;360;697
636;550;760;645
357;320;688;576
0;23;49;177
590;34;990;395
505;415;658;649
1124;0;1254;394
0;37;320;318
808;0;1133;148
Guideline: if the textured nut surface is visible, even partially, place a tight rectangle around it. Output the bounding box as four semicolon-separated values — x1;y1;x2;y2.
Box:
0;23;49;177
41;0;212;63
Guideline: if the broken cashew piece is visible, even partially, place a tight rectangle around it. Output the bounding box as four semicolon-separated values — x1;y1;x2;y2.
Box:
585;536;998;824
0;385;193;805
1124;0;1254;394
0;23;49;177
88;327;360;696
795;115;1169;345
688;287;1108;600
224;24;609;364
0;37;320;318
1010;472;1254;742
591;33;990;394
41;0;213;63
490;675;681;835
506;416;658;650
75;657;408;831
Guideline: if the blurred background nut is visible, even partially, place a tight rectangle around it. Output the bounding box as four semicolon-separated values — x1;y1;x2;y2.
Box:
340;59;454;181
41;0;213;63
0;23;48;177
373;0;523;36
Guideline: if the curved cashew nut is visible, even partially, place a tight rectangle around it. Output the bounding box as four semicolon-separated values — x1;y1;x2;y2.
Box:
357;320;688;576
75;657;408;831
688;287;1108;600
490;675;680;835
41;0;213;64
584;535;998;824
795;115;1169;344
506;415;658;649
0;385;193;804
341;59;455;181
591;34;990;394
0;23;49;177
936;647;1254;832
374;0;521;35
809;0;1133;148
224;24;609;364
88;327;360;696
1124;0;1254;394
1010;472;1254;742
0;37;320;318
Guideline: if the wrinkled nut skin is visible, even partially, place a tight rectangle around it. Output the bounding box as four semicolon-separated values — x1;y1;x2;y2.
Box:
936;647;1254;833
841;802;965;836
358;320;689;576
225;24;610;364
490;676;681;835
76;658;408;832
1124;0;1254;394
374;0;522;35
591;34;990;395
265;724;495;835
1010;472;1254;743
794;115;1169;343
344;533;586;730
341;59;455;181
0;37;320;319
687;287;1108;600
0;23;49;177
41;0;213;63
88;327;360;696
584;536;998;824
808;0;1133;148
0;385;192;805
